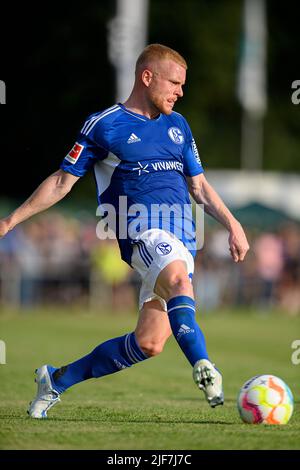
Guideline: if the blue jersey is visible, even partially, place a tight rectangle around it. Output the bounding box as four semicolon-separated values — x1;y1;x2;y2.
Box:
60;103;204;265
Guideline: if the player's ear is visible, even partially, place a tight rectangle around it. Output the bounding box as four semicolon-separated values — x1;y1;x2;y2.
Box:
141;69;153;88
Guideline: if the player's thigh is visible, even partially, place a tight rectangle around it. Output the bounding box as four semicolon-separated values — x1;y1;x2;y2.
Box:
135;299;172;355
154;259;194;300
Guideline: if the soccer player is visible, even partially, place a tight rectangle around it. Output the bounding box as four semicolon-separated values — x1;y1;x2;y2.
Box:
0;44;249;418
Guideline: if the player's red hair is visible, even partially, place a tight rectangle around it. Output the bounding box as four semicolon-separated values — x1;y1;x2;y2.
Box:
135;44;187;73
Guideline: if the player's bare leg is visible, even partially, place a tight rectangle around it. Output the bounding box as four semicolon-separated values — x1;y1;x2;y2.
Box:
154;260;224;408
135;299;172;357
154;260;193;301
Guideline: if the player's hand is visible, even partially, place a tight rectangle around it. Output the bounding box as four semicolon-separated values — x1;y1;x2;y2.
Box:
228;222;249;263
0;218;12;239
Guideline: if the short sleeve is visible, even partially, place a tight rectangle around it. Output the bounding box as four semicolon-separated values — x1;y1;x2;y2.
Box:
60;115;109;177
181;119;204;177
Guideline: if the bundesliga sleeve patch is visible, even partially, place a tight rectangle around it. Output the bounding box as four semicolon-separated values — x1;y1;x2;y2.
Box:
65;142;84;164
191;138;202;165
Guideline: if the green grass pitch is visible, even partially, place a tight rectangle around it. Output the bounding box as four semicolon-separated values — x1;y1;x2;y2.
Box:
0;308;299;450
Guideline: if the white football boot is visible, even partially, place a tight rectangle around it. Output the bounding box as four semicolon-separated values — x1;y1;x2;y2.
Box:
27;365;60;419
193;359;224;408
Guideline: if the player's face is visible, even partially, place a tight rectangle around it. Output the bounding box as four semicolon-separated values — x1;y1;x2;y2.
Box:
146;60;186;115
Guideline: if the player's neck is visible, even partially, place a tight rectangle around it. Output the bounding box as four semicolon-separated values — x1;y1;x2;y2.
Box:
123;94;160;120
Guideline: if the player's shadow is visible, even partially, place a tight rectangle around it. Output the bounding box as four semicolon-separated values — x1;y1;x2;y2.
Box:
179;397;238;407
0;412;234;425
47;416;235;425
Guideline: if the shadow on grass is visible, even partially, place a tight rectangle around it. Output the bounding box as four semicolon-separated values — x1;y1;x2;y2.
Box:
0;415;235;425
56;418;236;425
180;397;237;404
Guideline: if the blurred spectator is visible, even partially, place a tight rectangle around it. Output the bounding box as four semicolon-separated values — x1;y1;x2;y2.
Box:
15;222;45;306
277;223;300;315
253;232;284;308
194;228;233;311
90;237;134;311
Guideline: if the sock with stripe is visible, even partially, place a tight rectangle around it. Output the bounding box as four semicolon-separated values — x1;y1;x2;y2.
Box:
167;295;209;366
50;332;148;394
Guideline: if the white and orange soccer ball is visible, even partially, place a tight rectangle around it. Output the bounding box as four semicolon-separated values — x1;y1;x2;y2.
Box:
237;375;294;425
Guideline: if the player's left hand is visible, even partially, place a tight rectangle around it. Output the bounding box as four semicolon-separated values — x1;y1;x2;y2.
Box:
228;222;249;262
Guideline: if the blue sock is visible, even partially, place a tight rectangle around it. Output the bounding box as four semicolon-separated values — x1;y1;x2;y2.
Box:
167;295;209;366
50;332;148;394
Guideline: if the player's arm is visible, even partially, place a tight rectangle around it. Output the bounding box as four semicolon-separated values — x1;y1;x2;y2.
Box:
187;173;249;262
0;169;79;238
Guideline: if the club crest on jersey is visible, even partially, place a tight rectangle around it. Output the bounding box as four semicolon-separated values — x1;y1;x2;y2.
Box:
155;242;172;255
65;142;84;164
168;127;184;144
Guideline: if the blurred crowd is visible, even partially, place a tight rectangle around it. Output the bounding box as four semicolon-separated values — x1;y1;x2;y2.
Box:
194;223;300;315
0;211;300;315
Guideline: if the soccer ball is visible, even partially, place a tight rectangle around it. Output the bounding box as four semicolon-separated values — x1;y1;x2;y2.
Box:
237;375;294;424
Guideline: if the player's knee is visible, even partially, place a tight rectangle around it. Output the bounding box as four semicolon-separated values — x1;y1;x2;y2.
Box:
138;339;165;357
162;273;192;300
